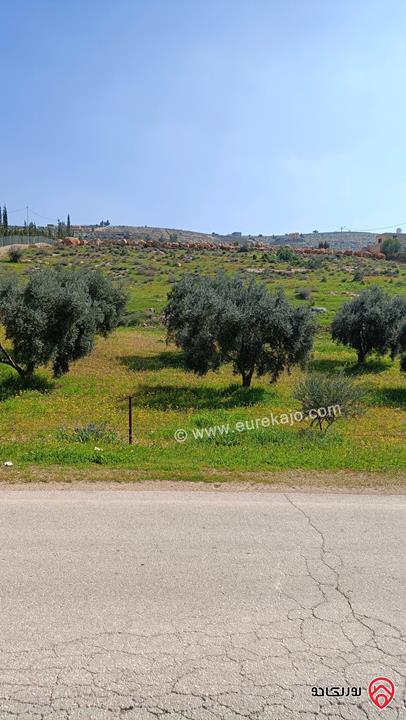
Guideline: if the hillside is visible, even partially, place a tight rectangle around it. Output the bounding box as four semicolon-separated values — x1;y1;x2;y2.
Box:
83;225;378;250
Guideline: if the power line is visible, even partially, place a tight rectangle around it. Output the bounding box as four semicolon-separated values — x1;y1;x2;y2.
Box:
351;222;406;232
1;206;60;222
5;206;27;215
29;208;59;222
3;203;406;233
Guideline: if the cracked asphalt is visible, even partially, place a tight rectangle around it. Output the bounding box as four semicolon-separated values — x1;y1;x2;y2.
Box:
0;488;405;720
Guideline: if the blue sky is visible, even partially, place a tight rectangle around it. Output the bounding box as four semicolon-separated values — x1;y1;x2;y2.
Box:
2;0;406;234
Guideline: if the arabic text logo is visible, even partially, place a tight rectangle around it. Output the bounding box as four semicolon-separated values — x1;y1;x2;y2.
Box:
311;686;361;698
368;677;395;709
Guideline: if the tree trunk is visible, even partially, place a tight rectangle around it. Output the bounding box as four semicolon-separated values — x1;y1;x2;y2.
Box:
357;349;366;364
0;343;26;377
241;370;253;387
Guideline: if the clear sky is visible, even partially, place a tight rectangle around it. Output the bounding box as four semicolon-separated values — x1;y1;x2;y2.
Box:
2;0;406;234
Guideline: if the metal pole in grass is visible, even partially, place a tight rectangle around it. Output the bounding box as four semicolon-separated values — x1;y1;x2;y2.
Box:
128;396;133;445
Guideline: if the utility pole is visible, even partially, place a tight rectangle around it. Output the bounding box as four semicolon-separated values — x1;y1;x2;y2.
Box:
128;396;133;445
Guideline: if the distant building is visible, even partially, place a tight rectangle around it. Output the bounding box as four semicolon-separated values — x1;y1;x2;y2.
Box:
375;232;406;251
283;232;302;243
231;231;242;237
363;232;406;258
71;225;83;237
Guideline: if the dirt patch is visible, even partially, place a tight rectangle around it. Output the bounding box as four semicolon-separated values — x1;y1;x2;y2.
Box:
0;465;405;493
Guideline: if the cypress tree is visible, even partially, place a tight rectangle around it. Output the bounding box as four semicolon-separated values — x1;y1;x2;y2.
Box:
3;206;8;235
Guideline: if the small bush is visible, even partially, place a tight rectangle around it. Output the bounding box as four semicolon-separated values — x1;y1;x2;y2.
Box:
121;311;141;327
296;287;311;300
57;422;119;443
8;247;23;263
293;372;364;432
352;269;364;282
115;246;128;256
381;237;400;259
307;256;323;270
276;246;298;263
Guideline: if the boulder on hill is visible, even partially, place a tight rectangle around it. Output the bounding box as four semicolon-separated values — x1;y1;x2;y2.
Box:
61;237;83;247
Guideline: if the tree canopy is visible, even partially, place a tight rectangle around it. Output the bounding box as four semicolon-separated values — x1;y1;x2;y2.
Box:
398;317;406;373
164;273;316;386
381;236;401;258
331;286;406;364
0;267;126;378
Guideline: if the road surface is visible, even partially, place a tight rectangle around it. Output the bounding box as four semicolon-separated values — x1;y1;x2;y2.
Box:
0;487;404;719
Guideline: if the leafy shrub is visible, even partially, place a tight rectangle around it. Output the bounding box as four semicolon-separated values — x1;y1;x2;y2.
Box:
57;423;119;443
307;256;323;270
115;246;128;256
296;287;311;300
8;247;23;263
276;246;297;263
352;268;364;282
121;311;141;327
294;372;364;432
381;237;400;258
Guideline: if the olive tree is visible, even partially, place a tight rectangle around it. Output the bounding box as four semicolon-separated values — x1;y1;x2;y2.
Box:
386;295;406;360
0;267;126;378
398;318;406;373
164;273;316;387
331;286;405;364
381;236;400;259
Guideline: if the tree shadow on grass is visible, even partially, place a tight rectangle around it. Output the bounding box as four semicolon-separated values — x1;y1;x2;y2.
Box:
310;356;390;375
372;386;406;408
309;358;350;373
131;383;266;410
119;350;185;372
0;373;54;402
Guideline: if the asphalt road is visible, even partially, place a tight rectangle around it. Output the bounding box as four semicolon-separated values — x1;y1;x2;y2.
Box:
0;488;405;719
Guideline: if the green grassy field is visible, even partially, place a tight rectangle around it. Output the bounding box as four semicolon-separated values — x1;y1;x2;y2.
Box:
0;244;405;482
